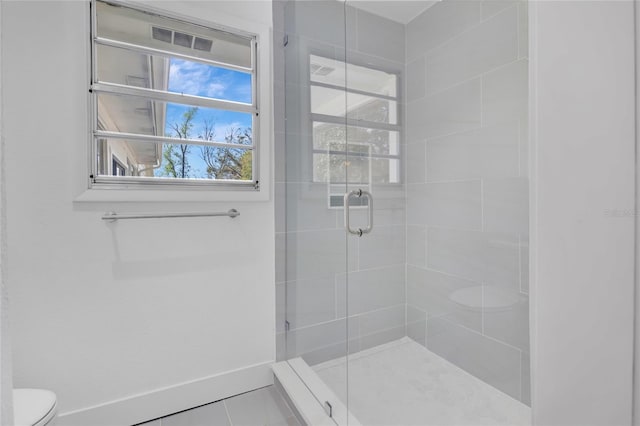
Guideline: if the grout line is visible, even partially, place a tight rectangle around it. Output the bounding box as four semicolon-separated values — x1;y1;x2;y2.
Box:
518;119;524;177
284;263;406;287
439;315;525;353
407;263;483;287
424;226;429;268
334;273;339;320
278;222;405;235
222;400;234;426
422;120;518;145
420;54;525;101
480;178;485;231
480;70;484;128
519;349;524;401
288;303;407;333
481;284;485;334
518;234;523;293
414;3;519;63
516;1;521;62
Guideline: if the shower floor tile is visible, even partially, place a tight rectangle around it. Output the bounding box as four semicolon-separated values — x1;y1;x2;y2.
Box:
312;337;530;426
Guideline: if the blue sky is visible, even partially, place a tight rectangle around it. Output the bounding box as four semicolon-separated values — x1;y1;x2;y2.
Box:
157;58;253;178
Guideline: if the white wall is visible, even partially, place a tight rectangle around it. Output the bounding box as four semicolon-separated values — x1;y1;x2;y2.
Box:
530;1;636;424
2;1;274;425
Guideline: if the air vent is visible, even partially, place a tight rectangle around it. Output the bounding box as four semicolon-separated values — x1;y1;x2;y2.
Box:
173;31;193;48
151;27;172;43
194;37;213;52
310;63;335;77
151;26;213;52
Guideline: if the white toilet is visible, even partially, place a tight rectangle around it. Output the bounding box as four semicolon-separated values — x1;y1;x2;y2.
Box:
13;389;57;426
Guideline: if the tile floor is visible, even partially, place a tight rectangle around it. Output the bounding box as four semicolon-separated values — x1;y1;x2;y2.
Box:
137;386;301;426
313;337;531;426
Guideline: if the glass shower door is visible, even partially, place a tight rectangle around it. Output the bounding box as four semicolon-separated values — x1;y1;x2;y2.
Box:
281;0;530;424
282;0;351;422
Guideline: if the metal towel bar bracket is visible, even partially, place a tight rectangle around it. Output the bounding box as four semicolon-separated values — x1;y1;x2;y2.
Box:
102;209;240;222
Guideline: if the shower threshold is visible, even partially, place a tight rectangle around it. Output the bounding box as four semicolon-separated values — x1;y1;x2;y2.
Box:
275;337;530;426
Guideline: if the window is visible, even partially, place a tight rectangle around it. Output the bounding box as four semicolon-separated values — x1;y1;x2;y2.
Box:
112;157;126;176
309;54;401;199
90;1;259;189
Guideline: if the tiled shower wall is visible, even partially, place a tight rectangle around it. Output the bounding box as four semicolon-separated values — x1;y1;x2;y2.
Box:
274;1;407;366
274;0;530;405
404;0;530;404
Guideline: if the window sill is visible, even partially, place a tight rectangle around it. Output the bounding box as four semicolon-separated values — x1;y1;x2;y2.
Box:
74;186;269;203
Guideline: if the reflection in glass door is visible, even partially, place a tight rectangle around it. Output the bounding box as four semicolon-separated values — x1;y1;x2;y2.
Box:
282;0;351;422
280;1;530;425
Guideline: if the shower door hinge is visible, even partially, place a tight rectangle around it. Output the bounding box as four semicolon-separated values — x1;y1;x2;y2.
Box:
324;401;333;418
283;34;289;47
285;320;290;331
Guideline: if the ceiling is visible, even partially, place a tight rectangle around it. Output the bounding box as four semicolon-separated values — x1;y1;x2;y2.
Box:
346;1;438;25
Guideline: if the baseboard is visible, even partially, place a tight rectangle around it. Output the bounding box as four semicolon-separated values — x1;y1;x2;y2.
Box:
57;362;273;426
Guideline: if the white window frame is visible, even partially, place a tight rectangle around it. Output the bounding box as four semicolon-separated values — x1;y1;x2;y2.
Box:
80;0;271;202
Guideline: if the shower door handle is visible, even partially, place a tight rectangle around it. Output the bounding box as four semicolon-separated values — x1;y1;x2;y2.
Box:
344;189;374;237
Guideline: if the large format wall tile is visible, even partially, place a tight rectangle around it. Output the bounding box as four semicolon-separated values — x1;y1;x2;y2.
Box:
356;9;405;64
404;0;529;405
407;266;482;332
286;317;358;366
359;304;406;350
483;289;530;351
406;304;427;345
521;351;531;405
482;59;528;126
406;57;426;103
517;2;528;59
406;0;483;62
425;6;518;95
423;181;482;230
406;142;426;183
520;236;529;294
425;123;519;182
426;228;486;282
285;278;336;330
286;229;356;281
482;177;529;234
427;316;522;400
411;181;484;229
406;225;427;267
427;227;520;291
336;265;406;317
482;0;523;19
358;225;406;269
418;78;482;140
286;183;339;232
289;1;352;48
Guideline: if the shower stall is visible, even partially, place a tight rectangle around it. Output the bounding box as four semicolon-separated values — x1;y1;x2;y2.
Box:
275;1;530;424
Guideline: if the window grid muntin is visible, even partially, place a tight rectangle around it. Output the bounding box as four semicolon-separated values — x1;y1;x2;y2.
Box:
308;54;402;186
